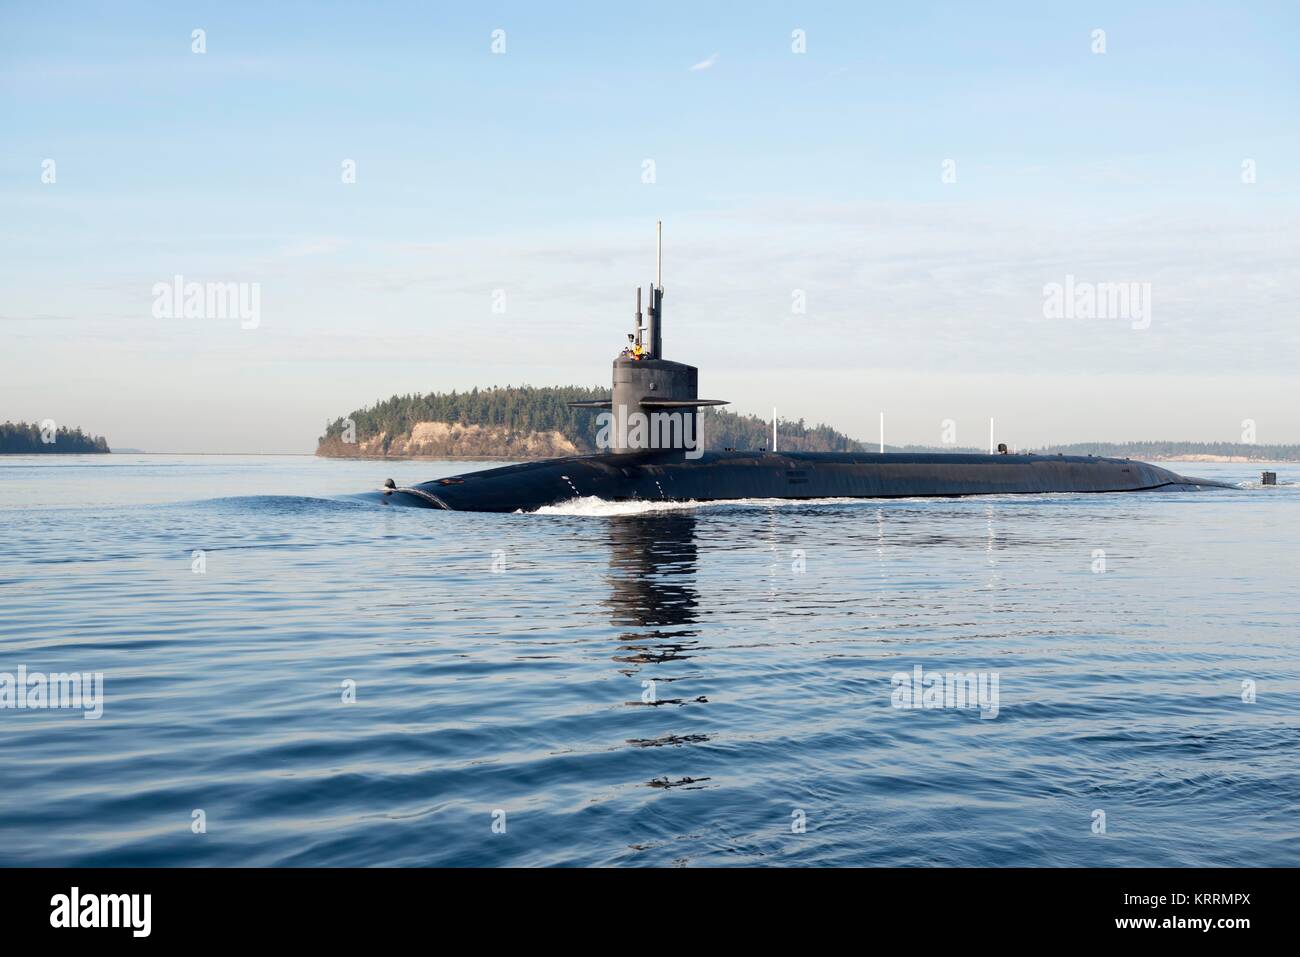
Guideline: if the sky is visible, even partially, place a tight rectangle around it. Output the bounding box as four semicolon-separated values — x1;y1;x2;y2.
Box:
2;1;1297;452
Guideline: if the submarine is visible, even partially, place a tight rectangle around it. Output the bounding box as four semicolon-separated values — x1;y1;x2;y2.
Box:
384;223;1233;512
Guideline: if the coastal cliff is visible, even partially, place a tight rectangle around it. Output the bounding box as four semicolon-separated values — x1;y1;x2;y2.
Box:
317;420;581;460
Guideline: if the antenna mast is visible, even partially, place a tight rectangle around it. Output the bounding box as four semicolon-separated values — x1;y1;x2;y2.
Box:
634;287;642;348
647;221;664;358
656;220;662;288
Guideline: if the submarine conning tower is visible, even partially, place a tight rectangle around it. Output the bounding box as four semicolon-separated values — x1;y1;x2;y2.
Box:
569;222;728;454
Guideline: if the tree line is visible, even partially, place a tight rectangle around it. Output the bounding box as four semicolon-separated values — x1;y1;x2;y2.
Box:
317;389;1300;459
0;421;111;453
319;385;867;453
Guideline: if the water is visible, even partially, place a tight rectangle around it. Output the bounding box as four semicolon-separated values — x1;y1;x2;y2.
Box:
1;454;1297;867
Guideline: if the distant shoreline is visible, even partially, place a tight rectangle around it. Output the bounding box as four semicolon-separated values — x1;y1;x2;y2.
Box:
0;451;315;456
4;450;1294;463
314;450;1300;464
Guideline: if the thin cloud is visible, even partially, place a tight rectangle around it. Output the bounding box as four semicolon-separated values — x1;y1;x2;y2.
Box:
279;237;347;258
689;53;719;72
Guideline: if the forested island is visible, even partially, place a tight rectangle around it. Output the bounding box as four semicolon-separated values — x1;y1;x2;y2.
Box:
0;421;110;454
317;385;866;458
318;386;1300;462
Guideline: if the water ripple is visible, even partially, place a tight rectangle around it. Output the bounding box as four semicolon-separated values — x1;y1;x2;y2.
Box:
1;456;1297;866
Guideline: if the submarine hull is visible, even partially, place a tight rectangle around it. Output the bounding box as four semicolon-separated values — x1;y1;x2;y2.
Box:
388;450;1234;512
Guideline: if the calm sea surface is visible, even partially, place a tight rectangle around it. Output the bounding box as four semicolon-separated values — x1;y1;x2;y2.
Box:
1;454;1297;867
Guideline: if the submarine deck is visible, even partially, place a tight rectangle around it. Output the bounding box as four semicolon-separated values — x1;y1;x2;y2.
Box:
389;450;1235;512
